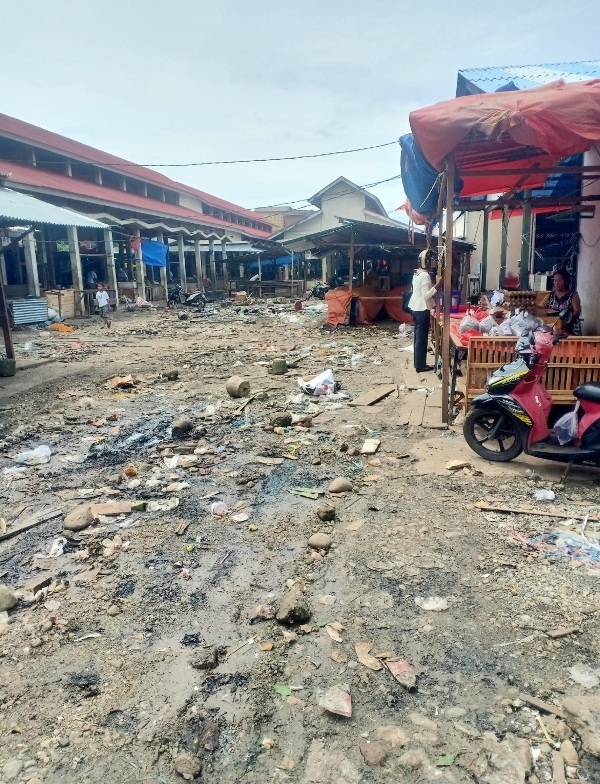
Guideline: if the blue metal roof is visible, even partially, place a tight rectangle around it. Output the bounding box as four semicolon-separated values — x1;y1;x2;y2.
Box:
457;61;600;96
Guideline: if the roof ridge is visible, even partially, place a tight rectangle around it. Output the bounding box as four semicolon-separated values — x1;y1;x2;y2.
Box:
459;60;600;73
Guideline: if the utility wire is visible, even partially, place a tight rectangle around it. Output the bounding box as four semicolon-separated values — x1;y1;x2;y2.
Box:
6;141;398;169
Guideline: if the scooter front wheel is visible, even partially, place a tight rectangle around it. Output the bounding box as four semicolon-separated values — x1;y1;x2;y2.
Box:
463;407;523;462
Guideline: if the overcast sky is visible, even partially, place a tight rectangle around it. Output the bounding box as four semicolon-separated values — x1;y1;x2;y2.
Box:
2;0;599;216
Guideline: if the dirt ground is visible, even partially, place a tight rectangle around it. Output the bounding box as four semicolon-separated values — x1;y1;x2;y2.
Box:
1;300;600;784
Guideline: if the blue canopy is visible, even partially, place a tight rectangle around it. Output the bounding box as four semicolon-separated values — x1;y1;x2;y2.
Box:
142;239;168;268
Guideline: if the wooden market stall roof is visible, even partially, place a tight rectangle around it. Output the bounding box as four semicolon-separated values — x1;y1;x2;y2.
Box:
402;78;600;423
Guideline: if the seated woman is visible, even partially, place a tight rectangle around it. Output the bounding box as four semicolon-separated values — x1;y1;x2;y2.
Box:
537;268;582;335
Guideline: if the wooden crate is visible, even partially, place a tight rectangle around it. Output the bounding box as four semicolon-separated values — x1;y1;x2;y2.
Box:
465;336;600;407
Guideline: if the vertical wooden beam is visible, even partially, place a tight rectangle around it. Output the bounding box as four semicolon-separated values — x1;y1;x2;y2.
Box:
67;225;84;292
520;190;532;290
348;231;355;295
104;228;118;295
499;204;509;289
177;234;186;288
481;209;489;291
23;231;40;297
133;227;144;296
194;237;203;288
209;238;216;287
441;157;455;424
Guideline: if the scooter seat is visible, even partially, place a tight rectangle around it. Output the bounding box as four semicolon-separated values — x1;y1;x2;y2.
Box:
574;383;600;404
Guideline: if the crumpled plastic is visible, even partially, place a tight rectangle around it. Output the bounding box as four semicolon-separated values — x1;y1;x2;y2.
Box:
298;369;337;396
15;445;51;465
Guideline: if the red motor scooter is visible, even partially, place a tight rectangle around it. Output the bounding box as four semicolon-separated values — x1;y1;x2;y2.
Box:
463;317;600;465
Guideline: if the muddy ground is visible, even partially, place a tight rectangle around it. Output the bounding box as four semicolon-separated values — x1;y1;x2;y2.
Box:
1;301;600;784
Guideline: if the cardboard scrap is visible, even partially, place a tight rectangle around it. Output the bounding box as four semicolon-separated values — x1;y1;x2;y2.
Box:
355;642;383;671
386;659;417;690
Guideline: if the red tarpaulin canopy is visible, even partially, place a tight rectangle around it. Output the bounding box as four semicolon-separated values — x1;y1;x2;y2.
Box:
409;79;600;198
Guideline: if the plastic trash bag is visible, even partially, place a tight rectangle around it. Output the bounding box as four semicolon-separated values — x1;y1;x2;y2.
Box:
459;314;481;334
479;315;496;334
554;405;579;445
298;369;337;396
15;445;51;465
489;290;505;307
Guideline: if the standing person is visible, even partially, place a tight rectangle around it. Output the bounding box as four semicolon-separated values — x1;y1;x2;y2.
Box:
86;268;98;289
537;268;582;335
96;282;111;329
408;254;442;372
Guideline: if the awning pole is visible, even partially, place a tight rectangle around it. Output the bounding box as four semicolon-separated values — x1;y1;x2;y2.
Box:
441;156;455;424
499;204;509;289
481;210;489;291
520;190;532;290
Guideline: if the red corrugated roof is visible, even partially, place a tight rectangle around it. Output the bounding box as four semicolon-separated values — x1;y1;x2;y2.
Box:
0;159;271;238
0;112;271;228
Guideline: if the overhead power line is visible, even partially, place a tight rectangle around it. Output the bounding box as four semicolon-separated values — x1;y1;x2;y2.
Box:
7;141;398;169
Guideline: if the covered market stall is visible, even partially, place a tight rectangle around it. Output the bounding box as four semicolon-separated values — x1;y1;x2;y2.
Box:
281;218;473;327
0;187;107;372
400;79;600;422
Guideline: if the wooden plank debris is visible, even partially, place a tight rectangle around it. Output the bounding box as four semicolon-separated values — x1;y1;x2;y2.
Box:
518;693;566;719
349;385;397;407
0;508;63;542
474;502;598;521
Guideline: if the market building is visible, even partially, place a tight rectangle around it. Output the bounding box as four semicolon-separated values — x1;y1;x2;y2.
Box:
0;113;273;310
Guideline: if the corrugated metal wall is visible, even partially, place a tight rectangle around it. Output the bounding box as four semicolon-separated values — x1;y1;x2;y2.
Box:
8;299;48;325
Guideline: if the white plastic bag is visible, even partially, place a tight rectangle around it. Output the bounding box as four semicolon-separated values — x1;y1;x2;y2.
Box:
298;369;336;396
15;445;51;465
459;314;481;334
479;315;496;334
554;404;579;445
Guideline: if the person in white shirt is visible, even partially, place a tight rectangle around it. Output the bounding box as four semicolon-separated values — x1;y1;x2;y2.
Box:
407;254;442;372
95;283;111;329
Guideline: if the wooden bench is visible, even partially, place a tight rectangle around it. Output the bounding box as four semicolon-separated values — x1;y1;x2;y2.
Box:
464;336;600;407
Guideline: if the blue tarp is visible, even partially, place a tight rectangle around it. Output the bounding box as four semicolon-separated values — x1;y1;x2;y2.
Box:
248;253;299;271
142;239;168;268
400;133;441;218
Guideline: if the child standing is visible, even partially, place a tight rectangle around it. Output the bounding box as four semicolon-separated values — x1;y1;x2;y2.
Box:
96;283;111;328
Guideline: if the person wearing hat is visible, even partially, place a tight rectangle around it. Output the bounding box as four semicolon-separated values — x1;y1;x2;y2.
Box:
408;250;442;372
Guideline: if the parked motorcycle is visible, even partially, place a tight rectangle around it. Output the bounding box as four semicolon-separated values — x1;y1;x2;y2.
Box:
167;284;206;311
308;282;332;300
463;314;600;466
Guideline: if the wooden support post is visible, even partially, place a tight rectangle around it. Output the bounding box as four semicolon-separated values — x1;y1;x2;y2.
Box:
133;228;144;296
209;238;216;287
348;231;355;295
221;239;228;293
461;250;471;303
23;230;41;297
441;157;455;424
177;234;186;288
499;204;509;289
104;228;118;295
194;237;203;288
481;209;489;291
67;225;84;292
520;190;532;290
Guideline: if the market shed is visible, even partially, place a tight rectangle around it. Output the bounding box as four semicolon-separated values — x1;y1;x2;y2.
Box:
400;79;600;422
0;187;107;366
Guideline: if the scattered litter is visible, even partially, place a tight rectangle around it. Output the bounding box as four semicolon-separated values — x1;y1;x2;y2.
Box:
318;685;352;717
165;481;189;493
298;369;338;396
108;375;135;389
415;596;450;612
446;460;472;471
386;659;417;690
48;537;67;557
360;438;381;455
568;664;600;689
437;753;456;767
15;445;51;465
211;502;228;517
534;489;556;502
326;621;344;642
232;511;249;523
147;498;180;512
226;375;251;398
510;530;600;569
273;683;293;698
76;632;102;642
256;456;284;466
355;641;383;671
289;487;323;500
